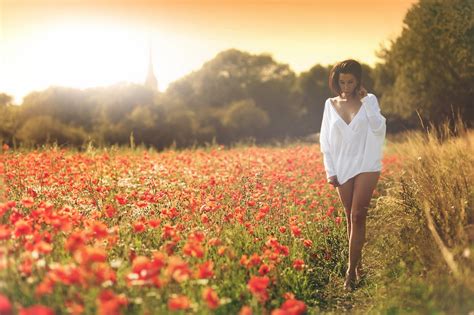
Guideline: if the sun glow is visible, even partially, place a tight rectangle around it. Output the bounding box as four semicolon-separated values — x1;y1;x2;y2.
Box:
1;18;197;102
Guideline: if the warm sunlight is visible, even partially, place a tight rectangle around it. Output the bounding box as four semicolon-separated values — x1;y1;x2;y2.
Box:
2;17;204;101
2;0;419;103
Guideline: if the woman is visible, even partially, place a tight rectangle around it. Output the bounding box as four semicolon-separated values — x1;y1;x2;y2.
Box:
319;59;386;291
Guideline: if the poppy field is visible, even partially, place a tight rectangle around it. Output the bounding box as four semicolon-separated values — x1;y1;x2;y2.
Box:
0;144;400;314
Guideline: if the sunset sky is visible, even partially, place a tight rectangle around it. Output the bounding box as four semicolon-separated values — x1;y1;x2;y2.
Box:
0;0;418;103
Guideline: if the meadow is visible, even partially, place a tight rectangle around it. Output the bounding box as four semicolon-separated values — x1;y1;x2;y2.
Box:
0;119;472;315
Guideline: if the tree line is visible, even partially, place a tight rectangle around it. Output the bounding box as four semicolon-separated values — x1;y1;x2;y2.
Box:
0;0;472;149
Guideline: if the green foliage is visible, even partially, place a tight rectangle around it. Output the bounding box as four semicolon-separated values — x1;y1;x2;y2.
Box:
165;109;199;148
16;115;88;146
91;83;156;125
21;86;97;130
222;99;270;141
374;0;474;125
0;104;20;144
167;49;296;108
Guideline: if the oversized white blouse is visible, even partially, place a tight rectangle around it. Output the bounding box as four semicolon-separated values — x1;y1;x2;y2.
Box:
319;93;386;185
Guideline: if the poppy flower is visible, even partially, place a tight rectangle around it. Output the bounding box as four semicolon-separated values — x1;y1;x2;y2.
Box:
0;294;12;315
202;287;220;309
167;295;191;311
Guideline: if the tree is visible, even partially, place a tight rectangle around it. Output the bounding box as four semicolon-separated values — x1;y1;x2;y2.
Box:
374;0;474;127
165;109;199;148
16;115;87;146
0;93;18;144
222;99;270;142
166;49;302;139
21;87;96;130
0;93;13;107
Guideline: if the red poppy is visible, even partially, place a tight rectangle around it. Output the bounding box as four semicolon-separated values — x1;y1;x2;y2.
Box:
292;259;305;271
19;305;55;315
239;305;253;315
21;198;35;209
195;260;214;279
104;205;117;218
133;222;145;233
290;225;301;237
0;225;11;240
97;290;128;315
202;287;219;309
183;241;204;258
247;275;270;302
279;298;307;315
0;294;12;315
14;219;31;237
167;295;191;311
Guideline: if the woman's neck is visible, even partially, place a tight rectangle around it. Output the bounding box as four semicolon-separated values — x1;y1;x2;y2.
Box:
340;92;358;101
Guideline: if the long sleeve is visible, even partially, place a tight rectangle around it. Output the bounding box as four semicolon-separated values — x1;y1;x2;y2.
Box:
319;100;337;179
365;95;386;136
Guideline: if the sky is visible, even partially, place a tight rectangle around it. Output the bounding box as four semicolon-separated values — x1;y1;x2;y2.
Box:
0;0;418;103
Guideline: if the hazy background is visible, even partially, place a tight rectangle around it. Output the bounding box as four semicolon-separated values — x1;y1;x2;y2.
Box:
1;0;416;102
0;0;472;149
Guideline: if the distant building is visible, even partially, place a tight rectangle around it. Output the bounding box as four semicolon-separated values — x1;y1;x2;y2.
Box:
145;42;158;91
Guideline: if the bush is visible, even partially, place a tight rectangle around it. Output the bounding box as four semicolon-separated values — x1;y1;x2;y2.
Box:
222;99;270;141
16;115;88;147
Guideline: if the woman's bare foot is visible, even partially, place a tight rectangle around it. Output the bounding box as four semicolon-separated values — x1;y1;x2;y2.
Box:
344;269;357;291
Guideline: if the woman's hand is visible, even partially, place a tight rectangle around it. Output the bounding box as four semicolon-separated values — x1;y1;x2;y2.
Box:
358;86;368;99
328;175;340;188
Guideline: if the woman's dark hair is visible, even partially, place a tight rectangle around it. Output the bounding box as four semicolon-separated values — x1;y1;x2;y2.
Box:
328;59;362;96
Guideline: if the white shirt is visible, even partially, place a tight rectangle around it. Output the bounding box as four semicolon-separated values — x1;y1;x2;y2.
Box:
319;93;386;185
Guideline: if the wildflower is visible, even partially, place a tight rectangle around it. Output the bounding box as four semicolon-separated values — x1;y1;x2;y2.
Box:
239;305;253;315
97;290;128;315
183;241;204;258
65;231;87;253
166;256;191;283
195;260;214;279
247;275;270;302
19;305;55;315
202;287;220;309
133;222;145;233
167;295;191;311
258;263;271;275
248;253;262;267
272;298;307;315
104;205;117;218
0;294;12;315
0;225;11;241
290;225;301;237
292;259;305;271
14;219;31;237
21;198;35;208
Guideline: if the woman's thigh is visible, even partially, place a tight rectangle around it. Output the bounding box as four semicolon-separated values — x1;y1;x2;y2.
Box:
351;171;380;214
336;177;355;214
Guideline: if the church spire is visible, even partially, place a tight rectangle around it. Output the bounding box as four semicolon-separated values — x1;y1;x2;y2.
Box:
145;38;158;91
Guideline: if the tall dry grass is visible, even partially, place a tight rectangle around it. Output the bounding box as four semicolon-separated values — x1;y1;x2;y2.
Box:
359;112;474;313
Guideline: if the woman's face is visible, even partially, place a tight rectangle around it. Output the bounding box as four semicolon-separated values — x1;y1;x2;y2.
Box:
338;73;358;97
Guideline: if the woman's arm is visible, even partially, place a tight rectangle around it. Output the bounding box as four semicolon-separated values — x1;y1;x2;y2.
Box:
319;100;337;179
366;95;386;136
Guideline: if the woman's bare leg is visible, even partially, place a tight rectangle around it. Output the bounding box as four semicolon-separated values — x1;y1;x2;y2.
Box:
347;171;380;284
336;177;355;241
